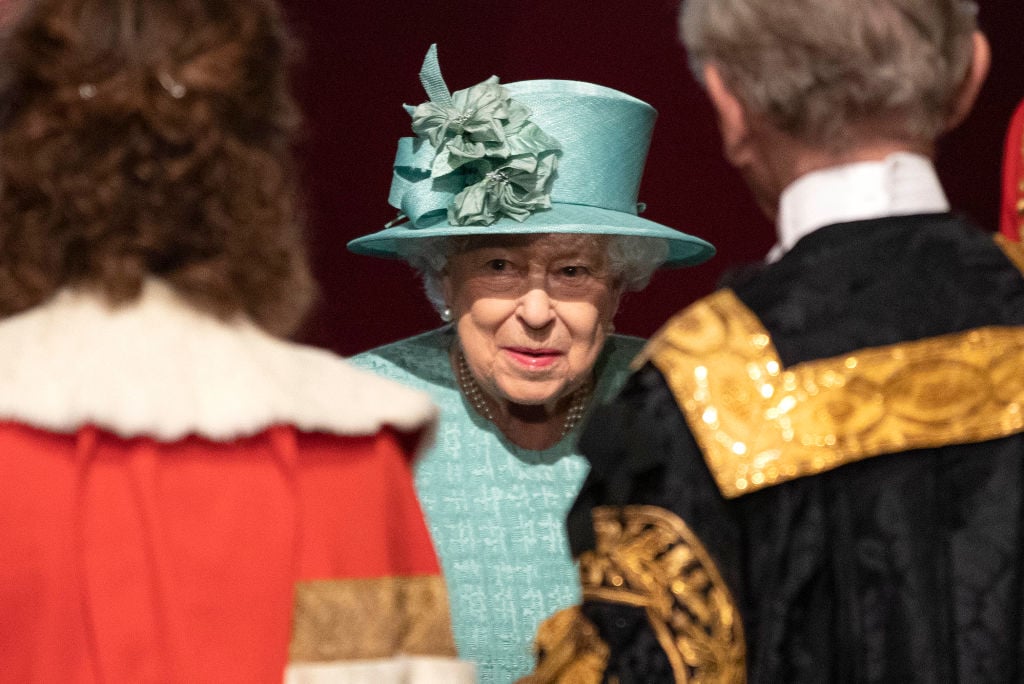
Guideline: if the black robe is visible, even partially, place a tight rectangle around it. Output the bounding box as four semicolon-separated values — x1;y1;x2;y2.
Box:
552;214;1024;683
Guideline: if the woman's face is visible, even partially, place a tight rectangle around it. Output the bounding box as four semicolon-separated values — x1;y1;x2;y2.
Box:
443;233;622;409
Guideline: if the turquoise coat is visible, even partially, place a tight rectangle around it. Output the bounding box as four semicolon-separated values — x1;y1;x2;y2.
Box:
350;327;643;683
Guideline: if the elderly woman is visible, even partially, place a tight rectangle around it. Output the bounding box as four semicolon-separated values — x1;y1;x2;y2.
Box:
0;3;471;682
348;46;715;682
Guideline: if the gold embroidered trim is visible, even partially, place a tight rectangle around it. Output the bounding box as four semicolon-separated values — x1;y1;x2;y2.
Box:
524;606;609;684
642;289;1024;499
288;574;457;662
579;505;746;683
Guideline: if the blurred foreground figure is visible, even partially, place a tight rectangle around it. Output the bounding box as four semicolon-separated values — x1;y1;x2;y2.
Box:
529;1;1024;682
0;1;471;681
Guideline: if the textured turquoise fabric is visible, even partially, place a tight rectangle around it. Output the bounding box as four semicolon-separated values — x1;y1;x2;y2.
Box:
349;328;644;683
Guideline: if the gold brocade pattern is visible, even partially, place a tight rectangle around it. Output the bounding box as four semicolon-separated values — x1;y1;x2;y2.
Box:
288;574;457;662
640;288;1024;499
522;606;610;684
578;505;745;683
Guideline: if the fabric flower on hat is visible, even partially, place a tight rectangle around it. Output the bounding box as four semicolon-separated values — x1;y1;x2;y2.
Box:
408;53;562;227
502;106;561;158
412;77;516;177
448;153;558;226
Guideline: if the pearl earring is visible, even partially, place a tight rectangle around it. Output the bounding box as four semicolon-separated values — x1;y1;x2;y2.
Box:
441;307;453;322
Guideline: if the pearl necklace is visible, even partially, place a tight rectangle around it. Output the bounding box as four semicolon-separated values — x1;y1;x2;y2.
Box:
455;350;593;438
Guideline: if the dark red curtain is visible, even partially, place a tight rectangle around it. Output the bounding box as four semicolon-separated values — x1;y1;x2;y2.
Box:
281;0;1024;356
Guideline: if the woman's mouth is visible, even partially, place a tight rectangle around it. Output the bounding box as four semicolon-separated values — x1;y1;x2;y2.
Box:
502;347;563;369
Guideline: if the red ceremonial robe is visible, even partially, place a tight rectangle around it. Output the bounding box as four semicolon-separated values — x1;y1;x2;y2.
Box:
0;280;474;683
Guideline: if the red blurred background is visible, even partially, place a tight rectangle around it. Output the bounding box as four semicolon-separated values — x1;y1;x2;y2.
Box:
280;0;1024;356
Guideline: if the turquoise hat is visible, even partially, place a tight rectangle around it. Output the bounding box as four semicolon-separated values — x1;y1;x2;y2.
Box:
348;45;715;268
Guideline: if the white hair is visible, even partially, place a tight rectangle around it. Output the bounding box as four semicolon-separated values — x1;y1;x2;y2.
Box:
680;0;979;147
396;234;669;315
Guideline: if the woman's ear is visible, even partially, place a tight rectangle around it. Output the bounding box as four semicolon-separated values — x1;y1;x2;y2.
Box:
607;282;625;328
703;63;750;167
945;30;991;132
440;268;454;311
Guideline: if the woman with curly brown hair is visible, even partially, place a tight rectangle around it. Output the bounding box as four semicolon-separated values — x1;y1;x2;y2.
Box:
0;0;311;329
0;1;472;681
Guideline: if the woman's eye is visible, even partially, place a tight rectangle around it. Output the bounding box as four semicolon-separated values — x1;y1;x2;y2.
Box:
560;265;588;278
486;259;509;272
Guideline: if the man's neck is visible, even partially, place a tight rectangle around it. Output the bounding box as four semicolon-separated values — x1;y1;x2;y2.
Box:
766;151;949;262
789;141;935;183
754;120;935;221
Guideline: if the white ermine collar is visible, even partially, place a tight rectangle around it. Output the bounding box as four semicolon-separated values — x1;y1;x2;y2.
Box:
0;280;436;442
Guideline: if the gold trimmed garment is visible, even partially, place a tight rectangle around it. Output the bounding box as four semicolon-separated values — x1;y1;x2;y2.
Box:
289;575;456;661
583;505;745;682
286;575;473;683
640;287;1024;499
529;505;745;683
525;218;1024;684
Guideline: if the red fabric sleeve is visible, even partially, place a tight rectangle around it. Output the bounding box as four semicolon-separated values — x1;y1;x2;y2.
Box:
1001;98;1024;241
0;421;440;683
289;426;441;580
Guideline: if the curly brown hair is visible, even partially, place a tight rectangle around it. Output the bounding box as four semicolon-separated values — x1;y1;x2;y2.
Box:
0;0;315;336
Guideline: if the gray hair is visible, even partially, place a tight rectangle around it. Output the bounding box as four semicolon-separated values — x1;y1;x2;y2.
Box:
679;0;978;147
396;234;669;315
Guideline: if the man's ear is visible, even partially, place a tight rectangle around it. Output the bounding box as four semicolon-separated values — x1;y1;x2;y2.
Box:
703;63;750;166
945;30;991;132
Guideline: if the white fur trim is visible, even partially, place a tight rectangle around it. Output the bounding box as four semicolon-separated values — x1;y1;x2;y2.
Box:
284;656;475;684
0;281;436;441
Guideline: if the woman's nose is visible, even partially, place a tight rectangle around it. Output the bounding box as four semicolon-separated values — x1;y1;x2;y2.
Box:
516;286;556;329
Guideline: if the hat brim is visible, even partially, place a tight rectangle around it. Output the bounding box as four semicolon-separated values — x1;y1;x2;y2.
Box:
347;203;715;268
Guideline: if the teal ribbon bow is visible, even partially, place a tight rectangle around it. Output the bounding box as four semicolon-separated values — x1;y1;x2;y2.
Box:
391;45;561;227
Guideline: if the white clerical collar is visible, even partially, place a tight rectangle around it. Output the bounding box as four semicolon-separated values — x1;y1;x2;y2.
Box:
766;152;949;262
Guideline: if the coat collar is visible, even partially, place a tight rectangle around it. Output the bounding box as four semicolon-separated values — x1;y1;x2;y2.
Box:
0;280;436;442
768;152;949;262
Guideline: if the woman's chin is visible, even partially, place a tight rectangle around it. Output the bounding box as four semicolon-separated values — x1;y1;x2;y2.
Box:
497;382;569;409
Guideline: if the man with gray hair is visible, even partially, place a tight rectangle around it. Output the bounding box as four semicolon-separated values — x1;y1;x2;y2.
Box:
526;1;1024;682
